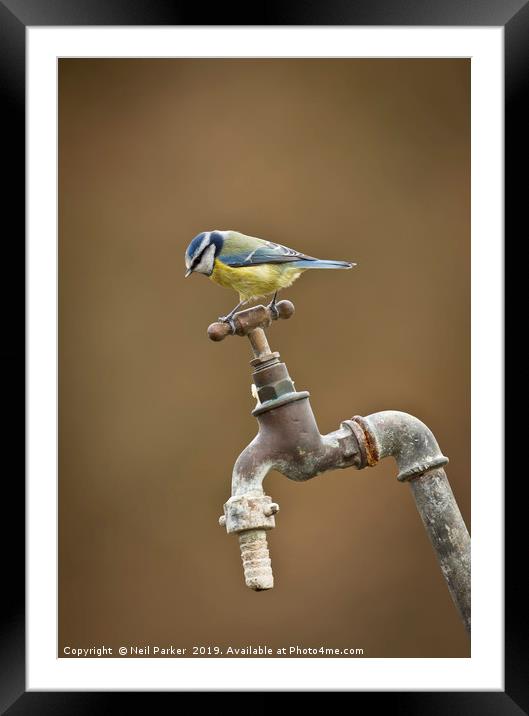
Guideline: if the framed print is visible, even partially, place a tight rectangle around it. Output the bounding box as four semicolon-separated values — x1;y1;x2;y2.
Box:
2;0;517;711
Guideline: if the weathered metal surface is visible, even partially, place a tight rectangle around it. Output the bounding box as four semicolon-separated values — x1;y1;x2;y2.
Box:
247;327;272;360
213;302;470;633
341;419;369;469
232;395;362;494
219;492;278;591
223;335;362;591
250;355;311;414
351;410;469;633
218;491;279;591
252;390;311;417
352;411;449;480
221;492;277;534
409;468;471;633
238;530;274;591
207;300;294;342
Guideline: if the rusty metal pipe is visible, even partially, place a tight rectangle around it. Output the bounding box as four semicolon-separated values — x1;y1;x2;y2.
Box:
352;410;449;480
352;411;471;633
409;469;471;633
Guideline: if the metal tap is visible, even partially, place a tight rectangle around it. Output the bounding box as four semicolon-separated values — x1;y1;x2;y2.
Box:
209;301;470;633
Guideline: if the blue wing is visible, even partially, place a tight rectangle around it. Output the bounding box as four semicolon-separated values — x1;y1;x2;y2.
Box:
220;240;317;268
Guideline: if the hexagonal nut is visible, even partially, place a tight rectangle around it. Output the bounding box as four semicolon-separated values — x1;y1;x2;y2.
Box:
257;379;295;403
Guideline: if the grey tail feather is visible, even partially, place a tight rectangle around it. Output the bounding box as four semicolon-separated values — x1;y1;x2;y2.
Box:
293;259;357;269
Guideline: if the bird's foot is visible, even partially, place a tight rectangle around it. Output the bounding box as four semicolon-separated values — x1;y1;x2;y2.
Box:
217;315;237;334
266;298;279;320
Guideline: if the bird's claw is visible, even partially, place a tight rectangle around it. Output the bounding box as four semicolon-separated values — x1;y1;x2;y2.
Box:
267;301;279;320
218;315;236;334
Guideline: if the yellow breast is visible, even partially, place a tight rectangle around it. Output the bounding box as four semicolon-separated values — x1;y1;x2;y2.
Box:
210;259;304;301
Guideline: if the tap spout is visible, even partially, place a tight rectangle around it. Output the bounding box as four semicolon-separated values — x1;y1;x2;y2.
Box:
222;346;362;591
232;398;361;496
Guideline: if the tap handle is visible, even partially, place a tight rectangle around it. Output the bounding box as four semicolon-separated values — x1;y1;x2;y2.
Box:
207;300;294;342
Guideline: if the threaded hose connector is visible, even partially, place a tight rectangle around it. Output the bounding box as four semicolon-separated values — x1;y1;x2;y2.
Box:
220;493;278;590
238;529;274;590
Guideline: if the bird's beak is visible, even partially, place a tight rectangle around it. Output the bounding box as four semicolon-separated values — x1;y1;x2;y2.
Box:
184;269;192;278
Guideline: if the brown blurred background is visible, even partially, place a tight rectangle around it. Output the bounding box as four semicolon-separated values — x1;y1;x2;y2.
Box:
59;59;470;658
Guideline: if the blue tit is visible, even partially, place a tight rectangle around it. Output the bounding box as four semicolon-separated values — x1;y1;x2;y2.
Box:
184;229;356;324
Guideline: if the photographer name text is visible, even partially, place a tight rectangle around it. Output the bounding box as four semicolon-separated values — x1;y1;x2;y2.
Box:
62;644;364;657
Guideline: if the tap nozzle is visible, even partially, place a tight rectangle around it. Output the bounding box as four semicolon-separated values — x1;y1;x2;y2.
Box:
219;492;279;591
238;530;273;591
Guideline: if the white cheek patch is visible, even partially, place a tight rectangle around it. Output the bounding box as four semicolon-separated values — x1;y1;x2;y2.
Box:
195;244;216;274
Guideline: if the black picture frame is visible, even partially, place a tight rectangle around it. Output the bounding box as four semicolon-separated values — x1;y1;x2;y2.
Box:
2;0;515;712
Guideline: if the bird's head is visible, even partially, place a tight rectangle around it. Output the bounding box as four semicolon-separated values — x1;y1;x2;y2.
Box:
184;231;224;277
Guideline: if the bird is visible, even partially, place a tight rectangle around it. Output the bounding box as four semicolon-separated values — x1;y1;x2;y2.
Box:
184;229;356;327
